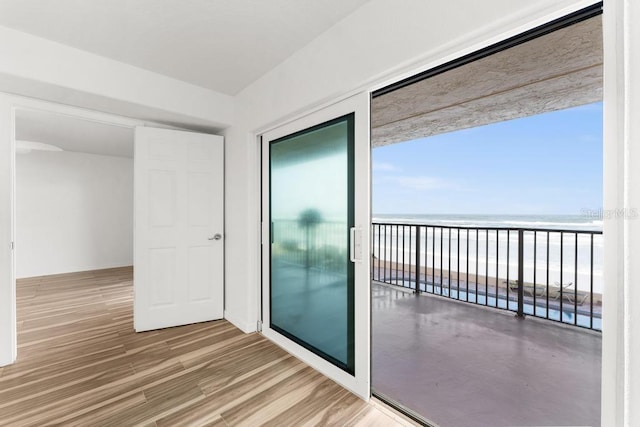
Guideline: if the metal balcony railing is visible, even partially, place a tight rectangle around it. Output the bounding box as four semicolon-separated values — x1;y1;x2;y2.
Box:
371;222;603;331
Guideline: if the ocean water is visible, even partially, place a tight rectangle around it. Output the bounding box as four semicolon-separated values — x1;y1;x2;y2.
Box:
372;213;602;231
371;214;603;294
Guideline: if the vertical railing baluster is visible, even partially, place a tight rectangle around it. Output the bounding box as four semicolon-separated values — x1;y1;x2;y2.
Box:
370;224;375;282
376;224;382;282
387;225;391;283
590;233;594;330
415;226;421;294
533;231;537;317
388;225;391;284
495;229;499;308
393;224;396;282
384;224;393;284
475;229;479;303
506;230;510;309
383;224;387;283
432;226;436;293
389;225;393;284
376;224;380;280
371;224;375;280
449;228;452;296
408;226;412;290
379;224;382;282
560;232;564;322
440;227;444;295
457;228;460;300
389;225;393;285
402;225;405;286
574;232;579;326
485;229;489;306
425;227;430;293
381;224;385;283
393;224;400;285
517;229;524;317
546;231;550;320
466;228;470;302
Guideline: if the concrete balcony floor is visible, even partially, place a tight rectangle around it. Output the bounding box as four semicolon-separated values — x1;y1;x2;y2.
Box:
372;282;602;427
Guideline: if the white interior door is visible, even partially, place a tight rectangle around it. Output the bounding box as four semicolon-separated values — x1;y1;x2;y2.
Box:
261;92;370;399
134;126;224;332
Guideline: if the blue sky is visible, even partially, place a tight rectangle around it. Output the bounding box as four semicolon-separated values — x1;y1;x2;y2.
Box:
372;102;603;215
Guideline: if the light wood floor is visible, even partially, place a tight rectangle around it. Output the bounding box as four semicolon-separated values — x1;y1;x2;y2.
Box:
1;267;410;426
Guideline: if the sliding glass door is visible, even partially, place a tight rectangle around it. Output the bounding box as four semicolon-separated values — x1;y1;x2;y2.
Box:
261;93;370;398
269;114;355;372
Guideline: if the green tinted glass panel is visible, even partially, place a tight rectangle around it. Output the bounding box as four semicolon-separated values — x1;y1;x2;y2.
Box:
270;114;354;373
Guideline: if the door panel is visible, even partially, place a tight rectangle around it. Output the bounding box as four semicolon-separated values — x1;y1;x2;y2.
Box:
269;114;355;372
134;126;224;332
261;93;370;399
149;248;175;305
188;172;212;226
148;170;176;226
188;245;213;302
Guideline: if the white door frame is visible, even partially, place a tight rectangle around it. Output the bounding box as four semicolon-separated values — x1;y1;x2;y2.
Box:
0;93;189;366
260;92;371;399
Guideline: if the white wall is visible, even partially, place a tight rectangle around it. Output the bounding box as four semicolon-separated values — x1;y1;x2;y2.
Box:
15;151;132;278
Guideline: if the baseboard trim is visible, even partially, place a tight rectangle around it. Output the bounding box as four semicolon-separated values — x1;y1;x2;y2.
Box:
17;265;133;281
224;310;256;333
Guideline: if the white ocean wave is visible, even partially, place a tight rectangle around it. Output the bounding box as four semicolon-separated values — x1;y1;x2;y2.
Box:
372;215;603;230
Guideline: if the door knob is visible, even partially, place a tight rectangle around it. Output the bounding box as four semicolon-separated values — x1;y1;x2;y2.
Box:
209;234;222;241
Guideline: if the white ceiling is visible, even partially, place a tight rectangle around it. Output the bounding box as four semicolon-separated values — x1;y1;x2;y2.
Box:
16;109;134;158
0;0;370;95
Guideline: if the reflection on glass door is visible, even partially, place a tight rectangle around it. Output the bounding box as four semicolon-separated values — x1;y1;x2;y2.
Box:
269;114;354;373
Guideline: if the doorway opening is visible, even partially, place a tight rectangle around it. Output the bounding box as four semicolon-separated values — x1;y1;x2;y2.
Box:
14;109;135;280
370;5;603;427
13;107;135;356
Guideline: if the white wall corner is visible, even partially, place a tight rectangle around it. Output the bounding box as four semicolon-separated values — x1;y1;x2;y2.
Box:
221;125;260;337
244;130;261;335
224;310;257;334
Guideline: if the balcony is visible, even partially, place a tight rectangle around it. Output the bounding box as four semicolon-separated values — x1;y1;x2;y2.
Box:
372;222;602;426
